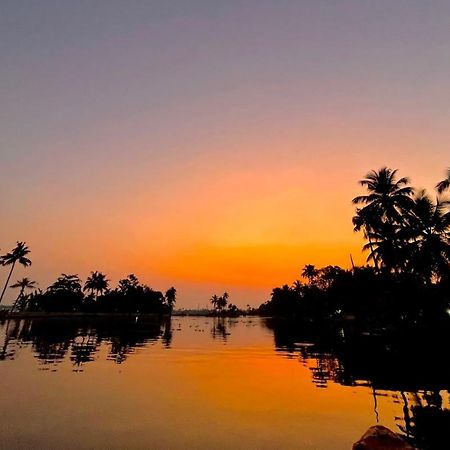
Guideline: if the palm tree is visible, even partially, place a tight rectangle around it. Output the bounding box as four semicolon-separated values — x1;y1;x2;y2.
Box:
352;167;414;222
48;273;82;293
352;208;381;270
0;242;32;304
436;168;450;194
83;271;109;298
10;278;37;311
301;264;319;285
352;168;414;272
405;190;450;283
218;292;229;312
210;294;219;311
291;280;303;295
165;287;177;311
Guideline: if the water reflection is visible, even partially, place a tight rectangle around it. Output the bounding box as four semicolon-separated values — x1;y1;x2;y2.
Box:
0;316;171;369
265;318;450;449
0;316;449;449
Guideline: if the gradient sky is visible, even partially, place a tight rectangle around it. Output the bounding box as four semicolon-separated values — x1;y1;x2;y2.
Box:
1;1;449;307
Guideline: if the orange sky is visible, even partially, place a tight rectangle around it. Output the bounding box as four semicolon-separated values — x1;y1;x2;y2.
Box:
1;2;449;306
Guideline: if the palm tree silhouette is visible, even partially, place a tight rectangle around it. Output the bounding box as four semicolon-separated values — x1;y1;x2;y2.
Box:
352;208;382;270
406;190;450;283
165;287;177;312
291;280;303;295
436;168;450;194
0;242;32;304
210;294;219;310
83;271;109;298
49;273;82;293
352;168;413;271
352;167;413;224
302;264;319;284
10;277;37;311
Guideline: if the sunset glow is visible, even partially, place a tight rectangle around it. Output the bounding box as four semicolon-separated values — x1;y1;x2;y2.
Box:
1;1;449;306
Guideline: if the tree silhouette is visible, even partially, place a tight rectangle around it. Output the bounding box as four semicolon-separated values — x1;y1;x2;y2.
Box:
210;294;219;310
405;190;450;283
210;292;229;315
165;287;177;312
352;168;414;271
0;242;31;304
436;168;450;194
84;271;109;298
48;274;82;293
302;264;319;285
9;277;37;311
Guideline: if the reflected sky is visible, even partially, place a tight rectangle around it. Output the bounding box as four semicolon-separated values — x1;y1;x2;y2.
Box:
1;316;448;449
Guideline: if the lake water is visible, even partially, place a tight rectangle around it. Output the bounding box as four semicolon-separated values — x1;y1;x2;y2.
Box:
0;316;448;449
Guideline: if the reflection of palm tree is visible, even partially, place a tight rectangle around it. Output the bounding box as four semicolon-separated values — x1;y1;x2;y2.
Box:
436;168;450;193
0;242;32;304
83;271;109;298
10;278;37;311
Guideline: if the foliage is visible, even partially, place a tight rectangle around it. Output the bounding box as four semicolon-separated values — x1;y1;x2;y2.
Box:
15;272;174;314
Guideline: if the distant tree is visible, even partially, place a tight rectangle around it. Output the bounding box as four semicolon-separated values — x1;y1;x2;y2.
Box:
48;274;82;293
218;292;229;312
84;271;109;298
436;168;450;194
0;242;32;304
302;265;319;285
291;280;303;295
165;287;177;311
210;294;219;310
118;274;140;294
210;292;229;314
10;277;37;311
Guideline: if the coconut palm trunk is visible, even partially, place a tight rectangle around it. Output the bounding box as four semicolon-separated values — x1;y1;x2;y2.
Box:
0;261;16;304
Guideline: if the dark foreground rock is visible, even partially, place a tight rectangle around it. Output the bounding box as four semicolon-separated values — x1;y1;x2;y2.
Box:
353;425;415;450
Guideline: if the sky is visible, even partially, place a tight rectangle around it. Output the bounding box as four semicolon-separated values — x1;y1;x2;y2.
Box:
1;0;449;307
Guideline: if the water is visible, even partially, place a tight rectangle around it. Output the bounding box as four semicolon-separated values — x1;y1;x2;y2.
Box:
0;316;448;449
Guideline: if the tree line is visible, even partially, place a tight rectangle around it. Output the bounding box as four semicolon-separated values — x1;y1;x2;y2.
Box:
0;243;176;314
259;167;450;324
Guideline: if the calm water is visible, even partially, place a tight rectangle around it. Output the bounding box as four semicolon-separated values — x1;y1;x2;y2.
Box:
0;316;448;449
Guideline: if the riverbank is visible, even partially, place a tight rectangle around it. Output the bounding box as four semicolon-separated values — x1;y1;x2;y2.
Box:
0;311;169;320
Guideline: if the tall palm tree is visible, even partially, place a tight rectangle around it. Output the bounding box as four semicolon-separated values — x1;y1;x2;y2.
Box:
83;271;109;298
436;168;450;194
0;242;32;304
10;278;37;311
352;168;413;271
352;167;413;224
